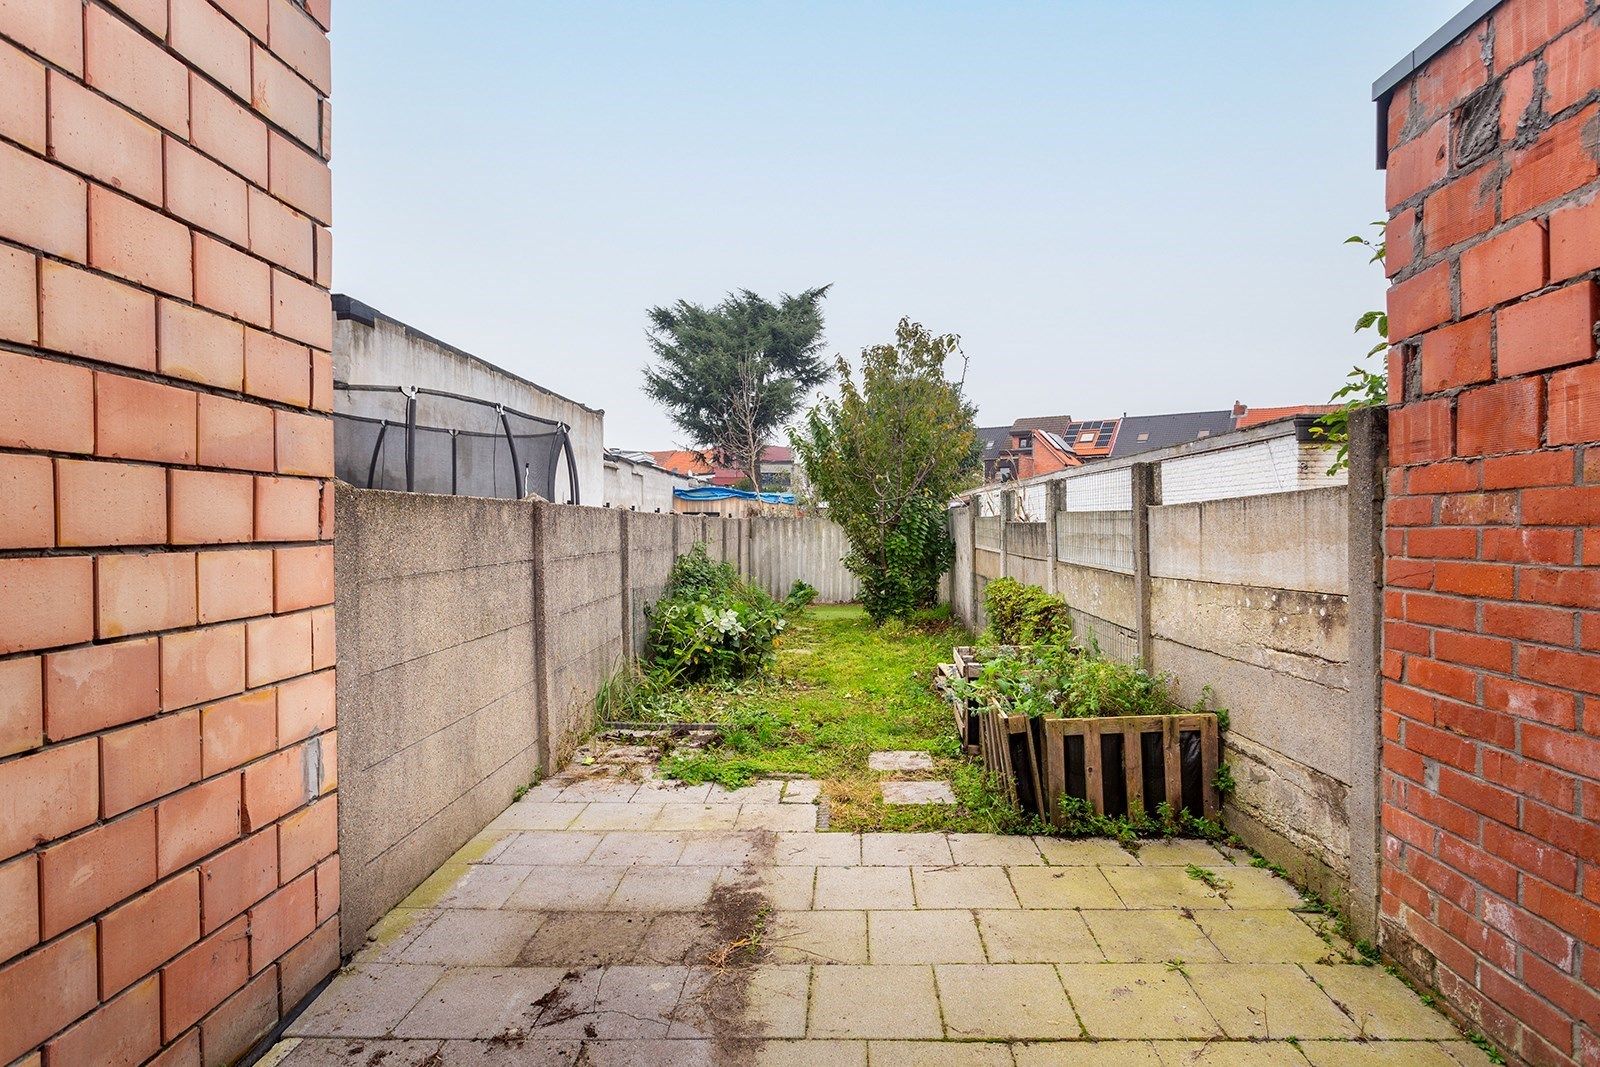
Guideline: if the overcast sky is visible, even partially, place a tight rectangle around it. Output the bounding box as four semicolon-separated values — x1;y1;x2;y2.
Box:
331;1;1463;448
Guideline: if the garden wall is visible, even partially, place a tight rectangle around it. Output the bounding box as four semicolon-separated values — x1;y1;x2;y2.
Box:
333;490;855;951
950;416;1386;929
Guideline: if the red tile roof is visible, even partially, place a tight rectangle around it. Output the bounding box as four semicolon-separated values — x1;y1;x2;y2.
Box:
1233;404;1339;429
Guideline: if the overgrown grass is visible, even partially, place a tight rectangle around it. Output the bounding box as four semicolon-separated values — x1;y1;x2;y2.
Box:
656;604;1030;833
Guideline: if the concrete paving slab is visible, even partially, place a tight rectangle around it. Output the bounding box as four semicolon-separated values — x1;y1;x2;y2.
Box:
676;832;762;866
1296;1040;1484;1066
1184;963;1360;1039
1055;963;1222;1039
869;1040;1016;1065
706;780;785;804
1154;1041;1310;1065
670;966;810;1039
808;965;943;1039
570;802;666;831
976;910;1102;964
867;910;986;964
736;803;819;831
1007;866;1123;910
569;1039;712;1066
773;831;860;866
1080;910;1222;963
587;831;690;866
504;866;622;911
286;964;445;1038
556;780;642;802
1195;909;1339;963
274;1038;449;1066
434;1039;583;1065
392;966;566;1039
1202;866;1306;909
494;831;605;866
515;911;653;967
767;910;869;965
527;965;689;1039
913;865;1020;909
652;804;741;831
781;780;821;804
748;1040;867;1066
435;865;533;910
1032;837;1138;866
868;751;935;772
935;963;1082;1039
1013;1040;1162;1065
1304;964;1463;1040
398;910;543;966
1133;839;1234;866
815;865;915;910
632;779;714;803
608;866;722;911
637;912;723;966
861;833;954;866
1099;866;1230;909
882;781;958;805
947;833;1045;865
486;802;582;831
757;865;815;910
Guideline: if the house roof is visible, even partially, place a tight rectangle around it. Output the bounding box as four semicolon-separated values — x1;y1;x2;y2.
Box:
977;425;1011;466
1108;410;1236;458
1233;404;1339;429
1035;431;1085;467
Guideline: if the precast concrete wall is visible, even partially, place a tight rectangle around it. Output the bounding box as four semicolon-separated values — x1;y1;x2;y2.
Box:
949;418;1382;922
746;516;861;603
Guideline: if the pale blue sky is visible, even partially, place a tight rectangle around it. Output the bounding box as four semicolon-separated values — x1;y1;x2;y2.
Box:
331;1;1462;447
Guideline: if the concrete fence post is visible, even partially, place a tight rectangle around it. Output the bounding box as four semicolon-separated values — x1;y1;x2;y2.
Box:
1045;479;1062;596
1130;463;1156;668
1000;488;1015;579
530;501;554;774
1345;406;1388;944
967;501;981;627
619;509;633;654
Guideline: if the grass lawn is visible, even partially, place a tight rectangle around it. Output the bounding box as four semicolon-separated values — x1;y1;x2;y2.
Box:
652;604;1030;834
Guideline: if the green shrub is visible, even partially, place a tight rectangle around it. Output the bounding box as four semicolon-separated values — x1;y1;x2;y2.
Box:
983;577;1071;647
961;641;1181;719
643;544;811;684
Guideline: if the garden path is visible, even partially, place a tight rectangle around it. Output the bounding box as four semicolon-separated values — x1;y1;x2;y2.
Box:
266;762;1489;1066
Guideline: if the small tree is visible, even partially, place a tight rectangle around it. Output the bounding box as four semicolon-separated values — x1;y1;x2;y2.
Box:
642;287;832;488
792;318;981;622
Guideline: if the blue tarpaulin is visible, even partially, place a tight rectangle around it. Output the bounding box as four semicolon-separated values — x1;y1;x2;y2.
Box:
674;486;796;505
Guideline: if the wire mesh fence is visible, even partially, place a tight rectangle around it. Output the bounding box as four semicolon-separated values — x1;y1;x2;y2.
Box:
334;384;579;502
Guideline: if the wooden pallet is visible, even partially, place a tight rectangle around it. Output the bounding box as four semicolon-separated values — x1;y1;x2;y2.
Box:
1039;713;1218;827
933;663;980;755
978;703;1044;814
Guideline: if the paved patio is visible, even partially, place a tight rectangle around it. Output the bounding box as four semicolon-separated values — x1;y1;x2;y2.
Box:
267;770;1488;1066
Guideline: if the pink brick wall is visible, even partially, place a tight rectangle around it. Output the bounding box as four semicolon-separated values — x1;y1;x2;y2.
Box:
1380;1;1600;1063
0;1;336;1063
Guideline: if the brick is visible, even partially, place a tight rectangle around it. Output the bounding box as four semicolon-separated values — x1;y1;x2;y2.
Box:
252;42;320;148
255;475;321;541
0;656;43;758
318;733;336;793
1522;647;1600;696
272;268;332;348
314;854;337;923
47;71;162;204
313;226;332;289
1525;485;1600;524
242;743;312;830
1550;194;1600;282
44;974;161;1067
1387;556;1434;589
101;710;201;817
1439;490;1517;525
276;668;332;743
1543;13;1600;112
1492;528;1578;565
268;132;332;224
1416;29;1491;124
0;453;54;550
0;352;93;452
97;870;200;997
56;459;166;546
248;186;314;277
1484;600;1575;645
275;409;333;477
1484;748;1577;810
147;1029;200;1067
0;738;97;862
1389;397;1453;464
198;393;276;472
0;0;83;73
46;639;166;749
1421;167;1498;252
169;468;255;545
201;688;277;777
39;808;156;938
1548;361;1600;444
41;262;158;375
1524;952;1600;1034
215;0;269;38
96;371;199;465
168;0;252;99
318;480;334;538
1407;459;1480;494
0;140;87;261
0;853;39;960
319;96;332;159
194;233;272;326
0;926;98;1066
164;136;249;246
268;0;331;92
248;869;314;971
88;186;193;298
0;555;94;655
1495;0;1587;71
273;544;333;613
158;299;246;391
1524;879;1600;951
190;73;268;186
1456;377;1543;456
1386;118;1447;207
1459;221;1548;315
160;916;249;1041
1524;803;1599;869
156;772;242;876
246;610;314;687
305;0;330;31
0;243;36;345
1522;567;1600;607
1419;314;1491;394
1483;451;1574;488
84;4;188;136
277;796;334;880
197;547;275;624
280;917;337;1010
1501;58;1539;141
1504;106;1600;218
1434;629;1513;673
310;605;334;669
97;551;198;638
1498;281;1597;377
1384;208;1415;278
105;0;167;34
159;622;247;711
202;967;279;1065
244;327;311;406
200;829;276;934
311;349;332;412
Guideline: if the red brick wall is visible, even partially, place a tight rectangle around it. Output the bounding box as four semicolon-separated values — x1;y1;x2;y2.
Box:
0;1;336;1063
1380;2;1600;1063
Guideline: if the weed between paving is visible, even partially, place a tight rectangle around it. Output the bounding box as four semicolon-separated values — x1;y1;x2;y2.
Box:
655;605;1028;834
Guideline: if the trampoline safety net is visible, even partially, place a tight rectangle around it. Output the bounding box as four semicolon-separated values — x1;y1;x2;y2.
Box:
333;384;579;503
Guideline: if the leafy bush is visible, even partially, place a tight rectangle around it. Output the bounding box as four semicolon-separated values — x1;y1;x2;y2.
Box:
983;577;1071;647
848;497;953;623
958;642;1183;719
643;544;811;684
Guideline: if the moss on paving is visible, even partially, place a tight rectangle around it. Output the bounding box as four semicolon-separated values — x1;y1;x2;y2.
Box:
657;605;1029;834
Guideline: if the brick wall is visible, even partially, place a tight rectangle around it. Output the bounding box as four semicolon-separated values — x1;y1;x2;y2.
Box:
1379;1;1600;1063
0;1;336;1063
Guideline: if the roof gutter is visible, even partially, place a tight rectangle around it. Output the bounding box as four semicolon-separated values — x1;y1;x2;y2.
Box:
1371;0;1503;169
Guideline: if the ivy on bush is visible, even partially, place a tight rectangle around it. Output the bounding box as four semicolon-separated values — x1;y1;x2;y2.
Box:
847;497;953;624
983;576;1071;647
